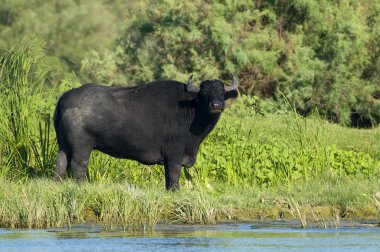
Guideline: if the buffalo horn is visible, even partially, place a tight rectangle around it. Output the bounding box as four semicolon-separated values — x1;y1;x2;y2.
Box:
186;74;200;92
225;75;238;92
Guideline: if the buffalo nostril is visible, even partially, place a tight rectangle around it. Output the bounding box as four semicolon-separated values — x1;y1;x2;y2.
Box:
211;102;221;107
209;102;223;114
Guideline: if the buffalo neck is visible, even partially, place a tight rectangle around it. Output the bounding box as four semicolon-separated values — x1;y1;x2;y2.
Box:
189;106;221;140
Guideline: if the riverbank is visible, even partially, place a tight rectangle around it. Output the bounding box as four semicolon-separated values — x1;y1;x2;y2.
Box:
0;177;379;230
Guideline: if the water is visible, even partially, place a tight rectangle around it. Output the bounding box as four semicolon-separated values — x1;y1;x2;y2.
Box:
0;221;379;252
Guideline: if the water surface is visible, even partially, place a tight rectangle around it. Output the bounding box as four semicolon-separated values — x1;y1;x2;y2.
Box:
0;221;379;252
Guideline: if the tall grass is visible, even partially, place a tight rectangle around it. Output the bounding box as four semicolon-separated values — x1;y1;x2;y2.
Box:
88;184;164;231
0;40;57;178
0;178;84;228
0;177;379;230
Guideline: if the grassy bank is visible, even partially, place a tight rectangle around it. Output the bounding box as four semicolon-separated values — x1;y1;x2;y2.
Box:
0;177;379;230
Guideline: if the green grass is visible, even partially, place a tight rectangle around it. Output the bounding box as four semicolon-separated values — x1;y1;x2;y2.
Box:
0;177;378;230
189;105;380;187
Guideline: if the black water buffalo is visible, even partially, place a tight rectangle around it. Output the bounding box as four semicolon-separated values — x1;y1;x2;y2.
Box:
53;75;238;190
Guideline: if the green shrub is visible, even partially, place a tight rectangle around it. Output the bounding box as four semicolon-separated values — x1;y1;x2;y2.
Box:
110;0;380;127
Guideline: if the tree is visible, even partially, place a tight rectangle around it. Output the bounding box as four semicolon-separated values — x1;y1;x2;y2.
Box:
112;0;379;127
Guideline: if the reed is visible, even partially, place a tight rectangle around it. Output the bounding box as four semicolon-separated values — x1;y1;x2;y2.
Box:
0;39;57;179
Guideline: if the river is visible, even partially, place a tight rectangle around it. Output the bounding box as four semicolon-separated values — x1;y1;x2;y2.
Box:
0;221;379;251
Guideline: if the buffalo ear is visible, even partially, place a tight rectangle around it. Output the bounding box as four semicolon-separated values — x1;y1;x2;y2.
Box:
225;89;238;100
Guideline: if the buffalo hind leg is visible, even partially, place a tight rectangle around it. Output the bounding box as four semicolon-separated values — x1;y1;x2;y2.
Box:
164;158;182;191
70;150;92;182
54;150;70;181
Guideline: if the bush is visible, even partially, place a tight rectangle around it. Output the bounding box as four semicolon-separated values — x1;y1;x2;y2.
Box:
110;0;380;127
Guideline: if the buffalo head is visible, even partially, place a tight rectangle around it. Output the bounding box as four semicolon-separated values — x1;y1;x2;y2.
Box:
186;75;238;114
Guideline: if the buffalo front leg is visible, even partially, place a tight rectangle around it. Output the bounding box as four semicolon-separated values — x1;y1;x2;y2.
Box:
164;158;182;191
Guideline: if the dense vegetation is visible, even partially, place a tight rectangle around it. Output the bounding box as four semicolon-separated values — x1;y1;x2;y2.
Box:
0;1;379;229
92;0;380;127
1;0;379;126
0;41;378;186
0;0;131;77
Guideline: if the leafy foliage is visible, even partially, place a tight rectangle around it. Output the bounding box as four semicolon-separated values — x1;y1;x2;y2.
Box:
189;104;380;187
111;0;380;127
